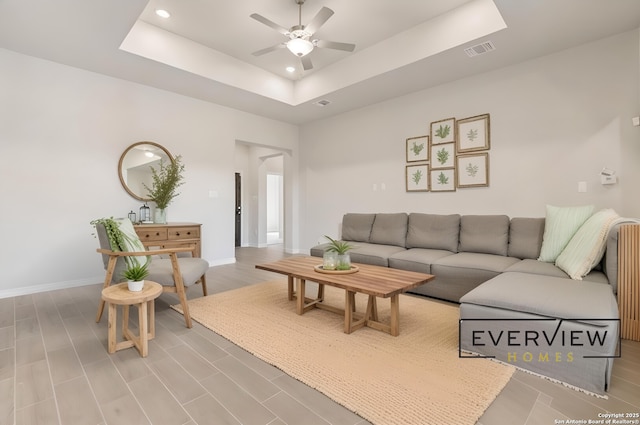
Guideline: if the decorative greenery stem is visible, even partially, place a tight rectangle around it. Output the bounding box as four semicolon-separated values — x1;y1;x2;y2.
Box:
324;235;354;255
143;156;185;210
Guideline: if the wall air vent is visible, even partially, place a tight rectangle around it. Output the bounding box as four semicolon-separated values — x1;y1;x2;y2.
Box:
464;41;496;57
314;99;332;107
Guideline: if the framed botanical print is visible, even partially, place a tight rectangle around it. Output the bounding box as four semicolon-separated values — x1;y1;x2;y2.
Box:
406;164;429;192
430;168;456;192
430;143;455;169
406;135;429;162
430;117;456;145
457;153;489;188
457;114;490;152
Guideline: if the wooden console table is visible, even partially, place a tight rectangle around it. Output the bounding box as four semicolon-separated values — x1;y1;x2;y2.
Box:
134;222;202;258
618;224;640;341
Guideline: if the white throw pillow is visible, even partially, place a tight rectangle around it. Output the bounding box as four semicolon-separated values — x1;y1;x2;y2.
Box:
555;209;619;280
538;205;594;263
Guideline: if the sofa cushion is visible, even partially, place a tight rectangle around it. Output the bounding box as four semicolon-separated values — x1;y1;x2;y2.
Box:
505;259;569;278
406;213;460;252
555;209;620;280
459;215;510;256
460;272;617;325
434;252;520;273
389;248;455;274
369;213;408;247
508;217;545;259
341;213;376;242
347;242;407;267
538;204;594;263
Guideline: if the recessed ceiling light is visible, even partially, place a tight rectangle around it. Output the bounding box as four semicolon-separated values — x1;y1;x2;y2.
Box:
286;66;295;73
155;9;171;18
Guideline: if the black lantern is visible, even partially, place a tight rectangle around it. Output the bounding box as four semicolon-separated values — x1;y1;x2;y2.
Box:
139;203;151;223
128;210;136;224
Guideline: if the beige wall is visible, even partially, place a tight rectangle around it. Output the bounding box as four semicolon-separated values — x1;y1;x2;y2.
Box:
1;28;638;296
0;48;298;296
299;30;640;249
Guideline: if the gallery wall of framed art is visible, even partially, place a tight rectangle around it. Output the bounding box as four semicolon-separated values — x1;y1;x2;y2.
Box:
405;113;490;192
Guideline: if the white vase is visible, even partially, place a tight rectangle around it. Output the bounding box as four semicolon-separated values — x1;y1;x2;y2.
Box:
127;280;145;292
154;208;167;224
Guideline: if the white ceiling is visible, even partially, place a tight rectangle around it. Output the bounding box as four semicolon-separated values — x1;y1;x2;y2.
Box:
1;0;639;124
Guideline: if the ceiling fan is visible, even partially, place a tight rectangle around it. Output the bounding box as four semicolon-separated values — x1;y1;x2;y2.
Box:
250;0;356;71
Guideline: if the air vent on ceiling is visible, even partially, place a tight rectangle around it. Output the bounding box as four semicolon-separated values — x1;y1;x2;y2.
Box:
464;41;496;58
314;99;332;107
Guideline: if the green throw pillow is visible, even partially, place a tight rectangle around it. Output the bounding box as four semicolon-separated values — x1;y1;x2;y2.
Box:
115;218;149;267
538;205;594;263
555;209;619;280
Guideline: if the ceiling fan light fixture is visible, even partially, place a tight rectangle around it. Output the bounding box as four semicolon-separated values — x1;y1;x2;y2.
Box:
286;38;313;57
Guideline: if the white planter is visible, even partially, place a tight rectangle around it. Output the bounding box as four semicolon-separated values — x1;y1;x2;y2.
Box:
127;280;145;292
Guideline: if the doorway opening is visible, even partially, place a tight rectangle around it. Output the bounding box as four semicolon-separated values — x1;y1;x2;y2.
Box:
266;172;283;245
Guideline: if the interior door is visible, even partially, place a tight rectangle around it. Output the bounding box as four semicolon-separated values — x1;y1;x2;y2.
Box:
235;172;241;247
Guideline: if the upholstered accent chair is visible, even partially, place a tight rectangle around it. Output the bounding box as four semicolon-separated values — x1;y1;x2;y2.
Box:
94;220;209;328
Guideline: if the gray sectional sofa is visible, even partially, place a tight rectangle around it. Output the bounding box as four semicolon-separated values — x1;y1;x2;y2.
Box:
310;212;631;395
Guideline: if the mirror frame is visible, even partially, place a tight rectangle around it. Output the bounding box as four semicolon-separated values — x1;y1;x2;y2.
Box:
118;141;174;201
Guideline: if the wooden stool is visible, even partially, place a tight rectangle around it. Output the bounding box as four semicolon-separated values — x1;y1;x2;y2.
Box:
101;281;163;357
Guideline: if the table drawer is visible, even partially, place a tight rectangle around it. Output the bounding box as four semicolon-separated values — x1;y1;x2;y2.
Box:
168;226;200;240
136;228;168;242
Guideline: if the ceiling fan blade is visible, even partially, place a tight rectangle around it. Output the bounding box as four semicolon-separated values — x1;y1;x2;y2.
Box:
300;55;313;71
250;13;290;35
252;43;286;56
314;39;356;52
304;7;334;35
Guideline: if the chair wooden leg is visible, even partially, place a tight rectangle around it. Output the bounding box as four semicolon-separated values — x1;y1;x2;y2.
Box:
200;274;208;297
173;277;192;328
169;253;192;328
96;256;117;323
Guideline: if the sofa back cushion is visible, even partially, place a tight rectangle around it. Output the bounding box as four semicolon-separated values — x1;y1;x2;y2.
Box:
341;213;376;242
369;213;409;247
508;217;545;259
406;213;460;252
459;215;510;256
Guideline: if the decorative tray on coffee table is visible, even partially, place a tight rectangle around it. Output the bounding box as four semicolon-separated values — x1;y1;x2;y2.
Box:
314;265;359;274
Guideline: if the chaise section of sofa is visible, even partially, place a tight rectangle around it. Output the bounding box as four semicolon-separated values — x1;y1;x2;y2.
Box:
459;271;619;395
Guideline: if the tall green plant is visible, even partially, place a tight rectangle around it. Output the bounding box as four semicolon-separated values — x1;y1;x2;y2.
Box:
143;155;185;210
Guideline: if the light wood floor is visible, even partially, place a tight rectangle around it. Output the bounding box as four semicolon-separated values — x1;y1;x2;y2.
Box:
2;245;638;425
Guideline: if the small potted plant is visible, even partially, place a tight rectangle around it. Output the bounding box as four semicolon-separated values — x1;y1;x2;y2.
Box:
122;262;149;292
324;235;354;271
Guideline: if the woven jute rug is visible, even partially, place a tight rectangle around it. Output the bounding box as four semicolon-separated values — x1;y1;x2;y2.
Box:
171;281;514;425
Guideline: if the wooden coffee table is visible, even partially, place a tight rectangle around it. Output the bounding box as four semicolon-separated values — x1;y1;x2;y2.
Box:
256;256;434;336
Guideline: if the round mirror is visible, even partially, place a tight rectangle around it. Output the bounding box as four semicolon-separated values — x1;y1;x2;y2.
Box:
118;141;173;201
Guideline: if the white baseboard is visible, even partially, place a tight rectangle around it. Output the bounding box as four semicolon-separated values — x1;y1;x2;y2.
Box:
0;276;104;299
206;257;236;267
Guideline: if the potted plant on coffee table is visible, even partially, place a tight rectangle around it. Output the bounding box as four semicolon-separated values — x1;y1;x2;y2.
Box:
324;235;354;271
122;262;149;292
